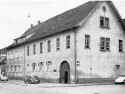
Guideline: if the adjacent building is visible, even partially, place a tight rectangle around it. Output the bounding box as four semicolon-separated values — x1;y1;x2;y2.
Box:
7;1;125;83
0;48;7;76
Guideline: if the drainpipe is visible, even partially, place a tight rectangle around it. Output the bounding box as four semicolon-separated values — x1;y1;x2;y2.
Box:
23;37;26;78
74;29;77;83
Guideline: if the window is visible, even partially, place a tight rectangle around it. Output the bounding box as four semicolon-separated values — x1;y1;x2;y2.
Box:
119;40;123;52
46;61;52;71
38;62;43;71
100;37;105;51
15;65;17;72
11;65;13;72
18;65;21;72
27;46;30;56
115;64;120;70
106;38;110;51
40;42;43;53
105;17;109;28
33;44;36;55
56;38;60;51
100;37;110;52
100;16;109;28
32;63;36;72
85;34;90;49
100;16;104;28
47;40;51;52
66;35;70;49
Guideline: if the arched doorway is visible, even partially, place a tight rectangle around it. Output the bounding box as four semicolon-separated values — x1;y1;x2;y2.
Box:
59;61;70;84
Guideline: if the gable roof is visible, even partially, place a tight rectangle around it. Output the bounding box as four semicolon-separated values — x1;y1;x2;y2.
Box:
7;1;124;50
23;1;98;40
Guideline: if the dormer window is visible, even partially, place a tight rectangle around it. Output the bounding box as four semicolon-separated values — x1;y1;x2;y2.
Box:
100;16;109;29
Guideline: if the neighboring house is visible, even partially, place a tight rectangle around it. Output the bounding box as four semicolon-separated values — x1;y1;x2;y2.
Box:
6;1;125;83
0;48;7;76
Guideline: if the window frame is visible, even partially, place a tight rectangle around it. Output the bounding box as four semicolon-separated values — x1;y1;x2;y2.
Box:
119;40;123;52
56;38;60;51
47;40;51;52
100;16;110;29
100;37;110;52
33;44;36;55
27;45;30;56
85;34;90;49
40;42;43;54
66;35;70;49
32;63;36;72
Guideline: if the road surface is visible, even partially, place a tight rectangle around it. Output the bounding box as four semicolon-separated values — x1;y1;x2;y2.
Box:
0;81;125;94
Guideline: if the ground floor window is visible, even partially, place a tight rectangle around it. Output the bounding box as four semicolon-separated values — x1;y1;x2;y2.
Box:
32;63;36;72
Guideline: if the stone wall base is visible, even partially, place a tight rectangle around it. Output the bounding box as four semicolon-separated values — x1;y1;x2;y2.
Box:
8;75;115;84
77;78;114;84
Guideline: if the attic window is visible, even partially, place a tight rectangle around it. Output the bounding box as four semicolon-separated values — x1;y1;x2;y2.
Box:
100;16;109;29
102;6;106;12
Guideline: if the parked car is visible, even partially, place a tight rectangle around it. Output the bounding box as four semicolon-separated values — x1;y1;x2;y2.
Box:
0;74;8;81
24;75;40;84
114;76;125;84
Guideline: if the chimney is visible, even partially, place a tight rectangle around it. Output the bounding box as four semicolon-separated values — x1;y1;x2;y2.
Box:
38;20;41;24
30;24;34;28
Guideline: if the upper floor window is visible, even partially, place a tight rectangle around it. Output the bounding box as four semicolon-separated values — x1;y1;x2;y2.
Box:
100;37;110;52
119;40;123;52
56;38;60;51
33;44;36;55
106;38;110;51
100;16;109;29
66;35;70;49
40;42;43;53
47;40;51;52
85;34;90;49
27;46;30;56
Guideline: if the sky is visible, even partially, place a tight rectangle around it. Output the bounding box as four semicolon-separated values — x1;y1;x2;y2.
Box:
0;0;125;49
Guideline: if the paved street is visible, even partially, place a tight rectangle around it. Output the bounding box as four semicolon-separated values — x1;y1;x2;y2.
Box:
0;81;125;94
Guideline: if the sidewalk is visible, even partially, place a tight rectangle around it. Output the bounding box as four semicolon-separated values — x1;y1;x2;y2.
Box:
4;80;114;88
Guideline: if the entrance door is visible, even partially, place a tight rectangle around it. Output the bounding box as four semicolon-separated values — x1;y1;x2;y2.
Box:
59;61;70;84
64;71;68;83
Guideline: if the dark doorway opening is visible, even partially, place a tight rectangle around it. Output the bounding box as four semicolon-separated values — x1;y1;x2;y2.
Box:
59;61;70;84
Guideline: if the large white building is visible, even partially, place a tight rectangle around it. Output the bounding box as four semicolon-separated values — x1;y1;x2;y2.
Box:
6;1;125;83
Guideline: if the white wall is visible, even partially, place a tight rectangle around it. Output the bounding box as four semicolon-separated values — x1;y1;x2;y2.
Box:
76;2;125;78
7;2;125;82
7;31;76;82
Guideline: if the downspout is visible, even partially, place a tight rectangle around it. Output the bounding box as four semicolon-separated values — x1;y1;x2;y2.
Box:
74;28;77;83
23;37;26;78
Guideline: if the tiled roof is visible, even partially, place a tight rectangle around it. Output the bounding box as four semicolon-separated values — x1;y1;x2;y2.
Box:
22;1;98;41
7;1;124;49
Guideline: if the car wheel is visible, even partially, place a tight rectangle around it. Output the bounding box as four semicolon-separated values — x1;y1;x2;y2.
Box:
25;81;28;84
123;80;125;84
